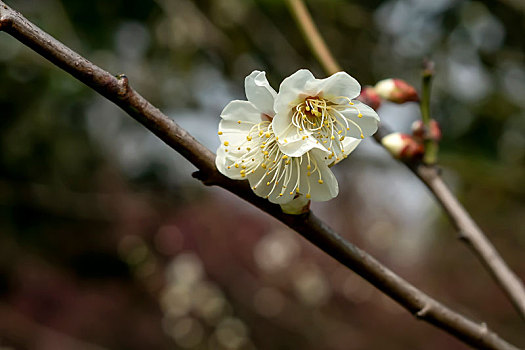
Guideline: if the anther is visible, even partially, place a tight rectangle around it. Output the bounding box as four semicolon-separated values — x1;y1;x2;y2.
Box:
224;141;229;146
218;131;223;135
318;179;324;184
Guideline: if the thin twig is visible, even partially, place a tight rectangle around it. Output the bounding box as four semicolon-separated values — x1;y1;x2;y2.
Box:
420;61;438;165
287;0;525;321
0;2;520;349
285;0;341;74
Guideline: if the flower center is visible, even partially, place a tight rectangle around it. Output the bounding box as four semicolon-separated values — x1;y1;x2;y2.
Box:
289;96;365;152
223;121;324;199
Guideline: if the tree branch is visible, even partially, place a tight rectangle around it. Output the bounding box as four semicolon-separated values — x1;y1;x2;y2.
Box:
0;2;520;349
287;0;525;322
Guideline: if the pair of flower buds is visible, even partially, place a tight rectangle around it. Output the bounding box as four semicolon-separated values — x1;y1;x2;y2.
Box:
216;69;380;213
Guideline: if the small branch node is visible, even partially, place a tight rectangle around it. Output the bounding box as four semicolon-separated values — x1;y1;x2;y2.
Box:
192;170;217;186
0;13;13;31
416;303;432;318
457;230;469;242
116;73;130;97
478;322;490;341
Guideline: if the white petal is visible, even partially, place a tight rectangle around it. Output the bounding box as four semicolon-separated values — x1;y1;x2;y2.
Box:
278;134;328;157
220;100;262;123
271;109;293;144
219;101;267;149
353;100;380;122
249;161;298;204
330;138;361;166
306;71;361;101
245;71;277;117
341;137;361;156
337;102;379;139
218;118;255;148
215;146;245;180
274;69;315;117
299;150;338;201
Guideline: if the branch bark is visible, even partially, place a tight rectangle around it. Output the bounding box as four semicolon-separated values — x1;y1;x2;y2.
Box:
287;0;525;322
0;2;520;349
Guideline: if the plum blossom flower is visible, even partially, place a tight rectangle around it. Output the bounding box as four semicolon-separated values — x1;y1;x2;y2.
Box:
272;69;379;160
216;71;344;205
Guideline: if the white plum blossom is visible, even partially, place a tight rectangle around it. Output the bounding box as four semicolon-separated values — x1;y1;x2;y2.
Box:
272;69;380;161
215;71;341;205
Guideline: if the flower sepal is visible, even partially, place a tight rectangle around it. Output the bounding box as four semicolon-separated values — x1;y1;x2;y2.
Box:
280;195;311;215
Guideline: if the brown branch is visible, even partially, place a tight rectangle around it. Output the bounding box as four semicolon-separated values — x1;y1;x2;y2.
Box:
288;0;525;322
415;164;525;319
0;2;520;349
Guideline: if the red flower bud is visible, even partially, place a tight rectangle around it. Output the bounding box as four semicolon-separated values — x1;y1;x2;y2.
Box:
381;132;424;161
374;79;419;104
357;86;382;110
411;119;441;142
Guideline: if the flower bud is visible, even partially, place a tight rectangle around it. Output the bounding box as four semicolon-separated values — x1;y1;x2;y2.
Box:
374;79;419;104
411;119;442;141
358;86;382;110
381;132;424;160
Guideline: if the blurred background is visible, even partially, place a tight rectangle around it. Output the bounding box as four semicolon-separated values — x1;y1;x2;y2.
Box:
0;0;524;349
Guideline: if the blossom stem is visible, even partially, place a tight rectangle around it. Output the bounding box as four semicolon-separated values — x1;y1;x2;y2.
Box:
285;0;341;75
420;61;438;165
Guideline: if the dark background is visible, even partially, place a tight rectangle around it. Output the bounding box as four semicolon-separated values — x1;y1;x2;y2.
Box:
0;0;524;349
